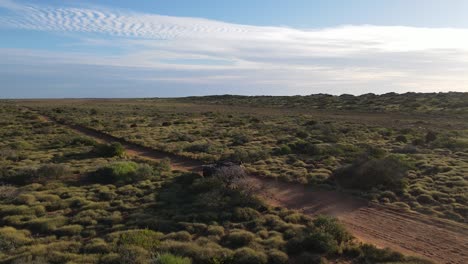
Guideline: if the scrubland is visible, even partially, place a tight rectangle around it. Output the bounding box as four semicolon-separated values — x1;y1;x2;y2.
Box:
1;93;466;263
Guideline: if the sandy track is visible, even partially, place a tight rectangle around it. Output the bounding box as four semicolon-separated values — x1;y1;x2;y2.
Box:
249;178;468;264
34;111;468;264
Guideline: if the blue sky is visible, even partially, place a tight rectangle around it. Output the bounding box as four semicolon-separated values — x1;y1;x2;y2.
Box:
1;0;468;98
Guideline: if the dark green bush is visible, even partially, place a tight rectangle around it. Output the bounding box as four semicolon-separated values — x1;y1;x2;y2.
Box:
154;253;192;264
356;244;405;263
223;230;255;248
267;250;288;264
93;142;125;157
90;162;156;184
36;164;70;180
117;229;163;251
395;135;407;143
333;155;408;191
232;247;267;264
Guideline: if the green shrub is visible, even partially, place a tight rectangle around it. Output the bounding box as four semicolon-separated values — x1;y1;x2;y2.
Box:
206;225;225;237
55;224;83;236
14;194;36;205
303;232;339;254
90;162;156;184
425;131;437;143
27;216;68;233
233;207;260;222
395;135;407;143
417;194;436;204
357;244;405;263
267;249;288;264
313;215;352;244
83;238;111;254
232;247;267;264
333;155;408;191
223;230;256;248
0;226;32;251
36;164;70;180
93;142;125;157
117;229;163;251
153;253;192;264
164;231;192;242
159;240;233;263
118;244;151;264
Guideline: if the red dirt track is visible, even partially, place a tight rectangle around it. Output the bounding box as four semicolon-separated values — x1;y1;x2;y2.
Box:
35;111;468;264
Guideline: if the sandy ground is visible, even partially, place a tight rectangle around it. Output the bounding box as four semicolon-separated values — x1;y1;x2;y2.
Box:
34;110;468;264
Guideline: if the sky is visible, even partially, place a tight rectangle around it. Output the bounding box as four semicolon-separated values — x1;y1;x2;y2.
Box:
1;0;468;98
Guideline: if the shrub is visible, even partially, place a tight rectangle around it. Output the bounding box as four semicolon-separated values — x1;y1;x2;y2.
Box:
164;231;192;242
267;250;288;264
417;194;436;204
159;240;232;263
425;131;437;143
185;142;212;153
83;238;111;254
118;244;151;264
55;224;83;236
153;253;192;264
36;164;70;180
223;230;255;248
117;229;163;251
232;247;267;264
0;226;32;251
295;252;322;264
14;194;36;205
357;244;405;263
233;207;260;222
313;215;352;244
273;145;291;155
395;135;407;143
70;136;97;146
93;142;125;157
27;216;68;233
232;134;250;146
206;225;225;237
333;155;408;191
90;162;156;184
302;232;339;254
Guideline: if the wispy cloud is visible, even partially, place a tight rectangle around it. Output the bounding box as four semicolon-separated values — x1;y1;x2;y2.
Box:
0;0;468;97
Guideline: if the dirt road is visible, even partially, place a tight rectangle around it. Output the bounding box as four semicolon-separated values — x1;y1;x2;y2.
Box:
34;111;468;264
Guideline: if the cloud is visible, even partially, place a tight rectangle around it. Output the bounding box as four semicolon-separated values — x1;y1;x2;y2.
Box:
0;0;468;96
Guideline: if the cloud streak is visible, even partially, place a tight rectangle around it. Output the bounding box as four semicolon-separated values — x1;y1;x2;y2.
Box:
0;0;468;96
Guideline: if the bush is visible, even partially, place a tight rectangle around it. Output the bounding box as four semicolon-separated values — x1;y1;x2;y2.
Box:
233;207;260;222
164;231;192;242
232;134;250;146
36;164;70;180
153;253;192;264
118;244;151;264
425;131;437;143
267;250;288;264
0;227;32;251
223;230;256;248
333;155;408;191
93;142;125;157
395;135;407;143
313;215;352;244
117;229;163;251
27;216;68;233
232;247;267;264
90;162;156;184
83;238;111;254
55;224;83;236
357;244;405;263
